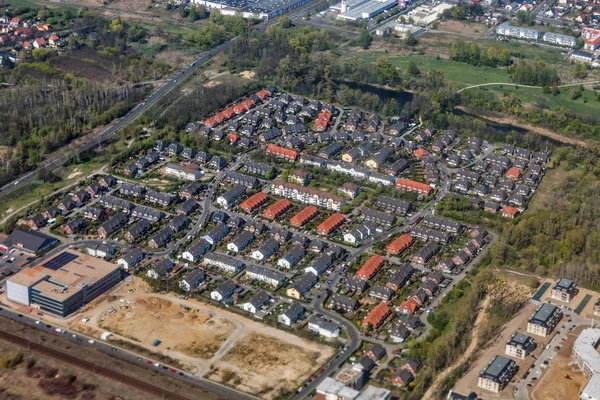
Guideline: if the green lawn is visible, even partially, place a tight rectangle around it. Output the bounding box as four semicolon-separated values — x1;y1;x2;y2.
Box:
1;158;107;221
472;84;600;116
417;33;570;66
353;53;511;88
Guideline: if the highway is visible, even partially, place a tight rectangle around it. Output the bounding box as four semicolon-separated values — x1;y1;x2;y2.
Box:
0;0;323;199
0;41;231;198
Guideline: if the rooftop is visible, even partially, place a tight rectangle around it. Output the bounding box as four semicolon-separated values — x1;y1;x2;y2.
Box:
9;250;120;301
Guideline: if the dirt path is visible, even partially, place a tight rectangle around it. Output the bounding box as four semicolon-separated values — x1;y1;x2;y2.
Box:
456;106;592;149
423;295;491;400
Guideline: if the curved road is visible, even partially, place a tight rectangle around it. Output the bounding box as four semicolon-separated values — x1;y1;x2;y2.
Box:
457;80;600;93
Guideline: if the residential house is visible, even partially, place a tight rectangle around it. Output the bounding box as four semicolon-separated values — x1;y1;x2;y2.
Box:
203;252;243;273
180;269;205;292
210;280;237;302
117;249;144;270
251;238;280;261
278;302;305;326
148;228;174;249
182;239;211;262
147;259;174;279
287;273;317;299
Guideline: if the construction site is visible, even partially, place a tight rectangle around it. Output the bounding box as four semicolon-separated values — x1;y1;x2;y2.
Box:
67;276;334;399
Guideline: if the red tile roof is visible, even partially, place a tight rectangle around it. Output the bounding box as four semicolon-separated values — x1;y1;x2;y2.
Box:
400;298;419;315
362;302;391;328
227;133;239;144
356;255;385;280
290;206;319;227
263;198;291;220
316;213;345;235
266;145;298;161
505;167;521;180
240;192;268;213
501;206;520;217
396;178;432;195
386;234;414;255
256;89;270;100
413;148;429;158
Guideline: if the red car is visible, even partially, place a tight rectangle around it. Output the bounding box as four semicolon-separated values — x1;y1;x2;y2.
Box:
170;369;176;373
146;360;152;364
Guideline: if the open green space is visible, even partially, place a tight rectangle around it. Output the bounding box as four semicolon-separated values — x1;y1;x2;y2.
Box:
353;53;511;87
472;84;600;116
418;33;570;66
0;157;107;221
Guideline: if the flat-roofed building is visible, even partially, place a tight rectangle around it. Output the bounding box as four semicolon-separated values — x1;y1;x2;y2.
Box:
505;333;535;360
477;355;518;393
551;278;577;302
573;328;600;380
527;303;562;337
6;250;121;317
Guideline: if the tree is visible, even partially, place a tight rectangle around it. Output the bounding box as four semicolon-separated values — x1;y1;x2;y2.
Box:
280;15;292;28
358;28;372;50
405;32;418;46
406;60;420;76
516;10;533;26
573;62;588;79
499;49;511;66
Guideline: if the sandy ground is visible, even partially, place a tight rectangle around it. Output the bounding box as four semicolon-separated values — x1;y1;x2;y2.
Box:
57;277;335;399
208;330;334;399
240;71;256;79
456;106;592;149
67;169;82;179
434;20;489;37
98;296;236;360
452;300;558;398
529;325;587;400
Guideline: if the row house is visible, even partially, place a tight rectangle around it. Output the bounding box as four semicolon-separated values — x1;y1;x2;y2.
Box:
124;219;152;242
242;161;276;177
375;196;410;215
131;205;165;222
204;252;243;274
245;265;286;287
148;228;174;249
270;181;346;211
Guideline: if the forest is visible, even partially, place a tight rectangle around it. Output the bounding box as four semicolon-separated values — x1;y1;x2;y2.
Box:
0;9;172;186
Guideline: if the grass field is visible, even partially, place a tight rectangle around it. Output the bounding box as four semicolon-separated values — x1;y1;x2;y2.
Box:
0;157;107;221
353;53;511;87
418;33;570;66
471;84;600;115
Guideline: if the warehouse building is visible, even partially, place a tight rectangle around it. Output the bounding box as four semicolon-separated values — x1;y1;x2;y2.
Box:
6;250;121;317
337;0;397;20
192;0;311;19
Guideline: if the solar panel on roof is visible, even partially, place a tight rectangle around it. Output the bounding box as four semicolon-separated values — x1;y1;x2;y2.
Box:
43;252;78;271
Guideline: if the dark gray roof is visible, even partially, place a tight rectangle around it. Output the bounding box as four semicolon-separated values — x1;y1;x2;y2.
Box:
2;229;58;253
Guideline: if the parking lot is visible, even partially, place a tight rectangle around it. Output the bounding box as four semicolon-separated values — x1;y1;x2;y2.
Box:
0;249;33;280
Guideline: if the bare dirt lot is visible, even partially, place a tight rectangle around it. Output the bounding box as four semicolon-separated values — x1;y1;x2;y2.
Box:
530;325;587;400
434;20;489;37
63;277;335;399
99;296;236;360
208;330;334;399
